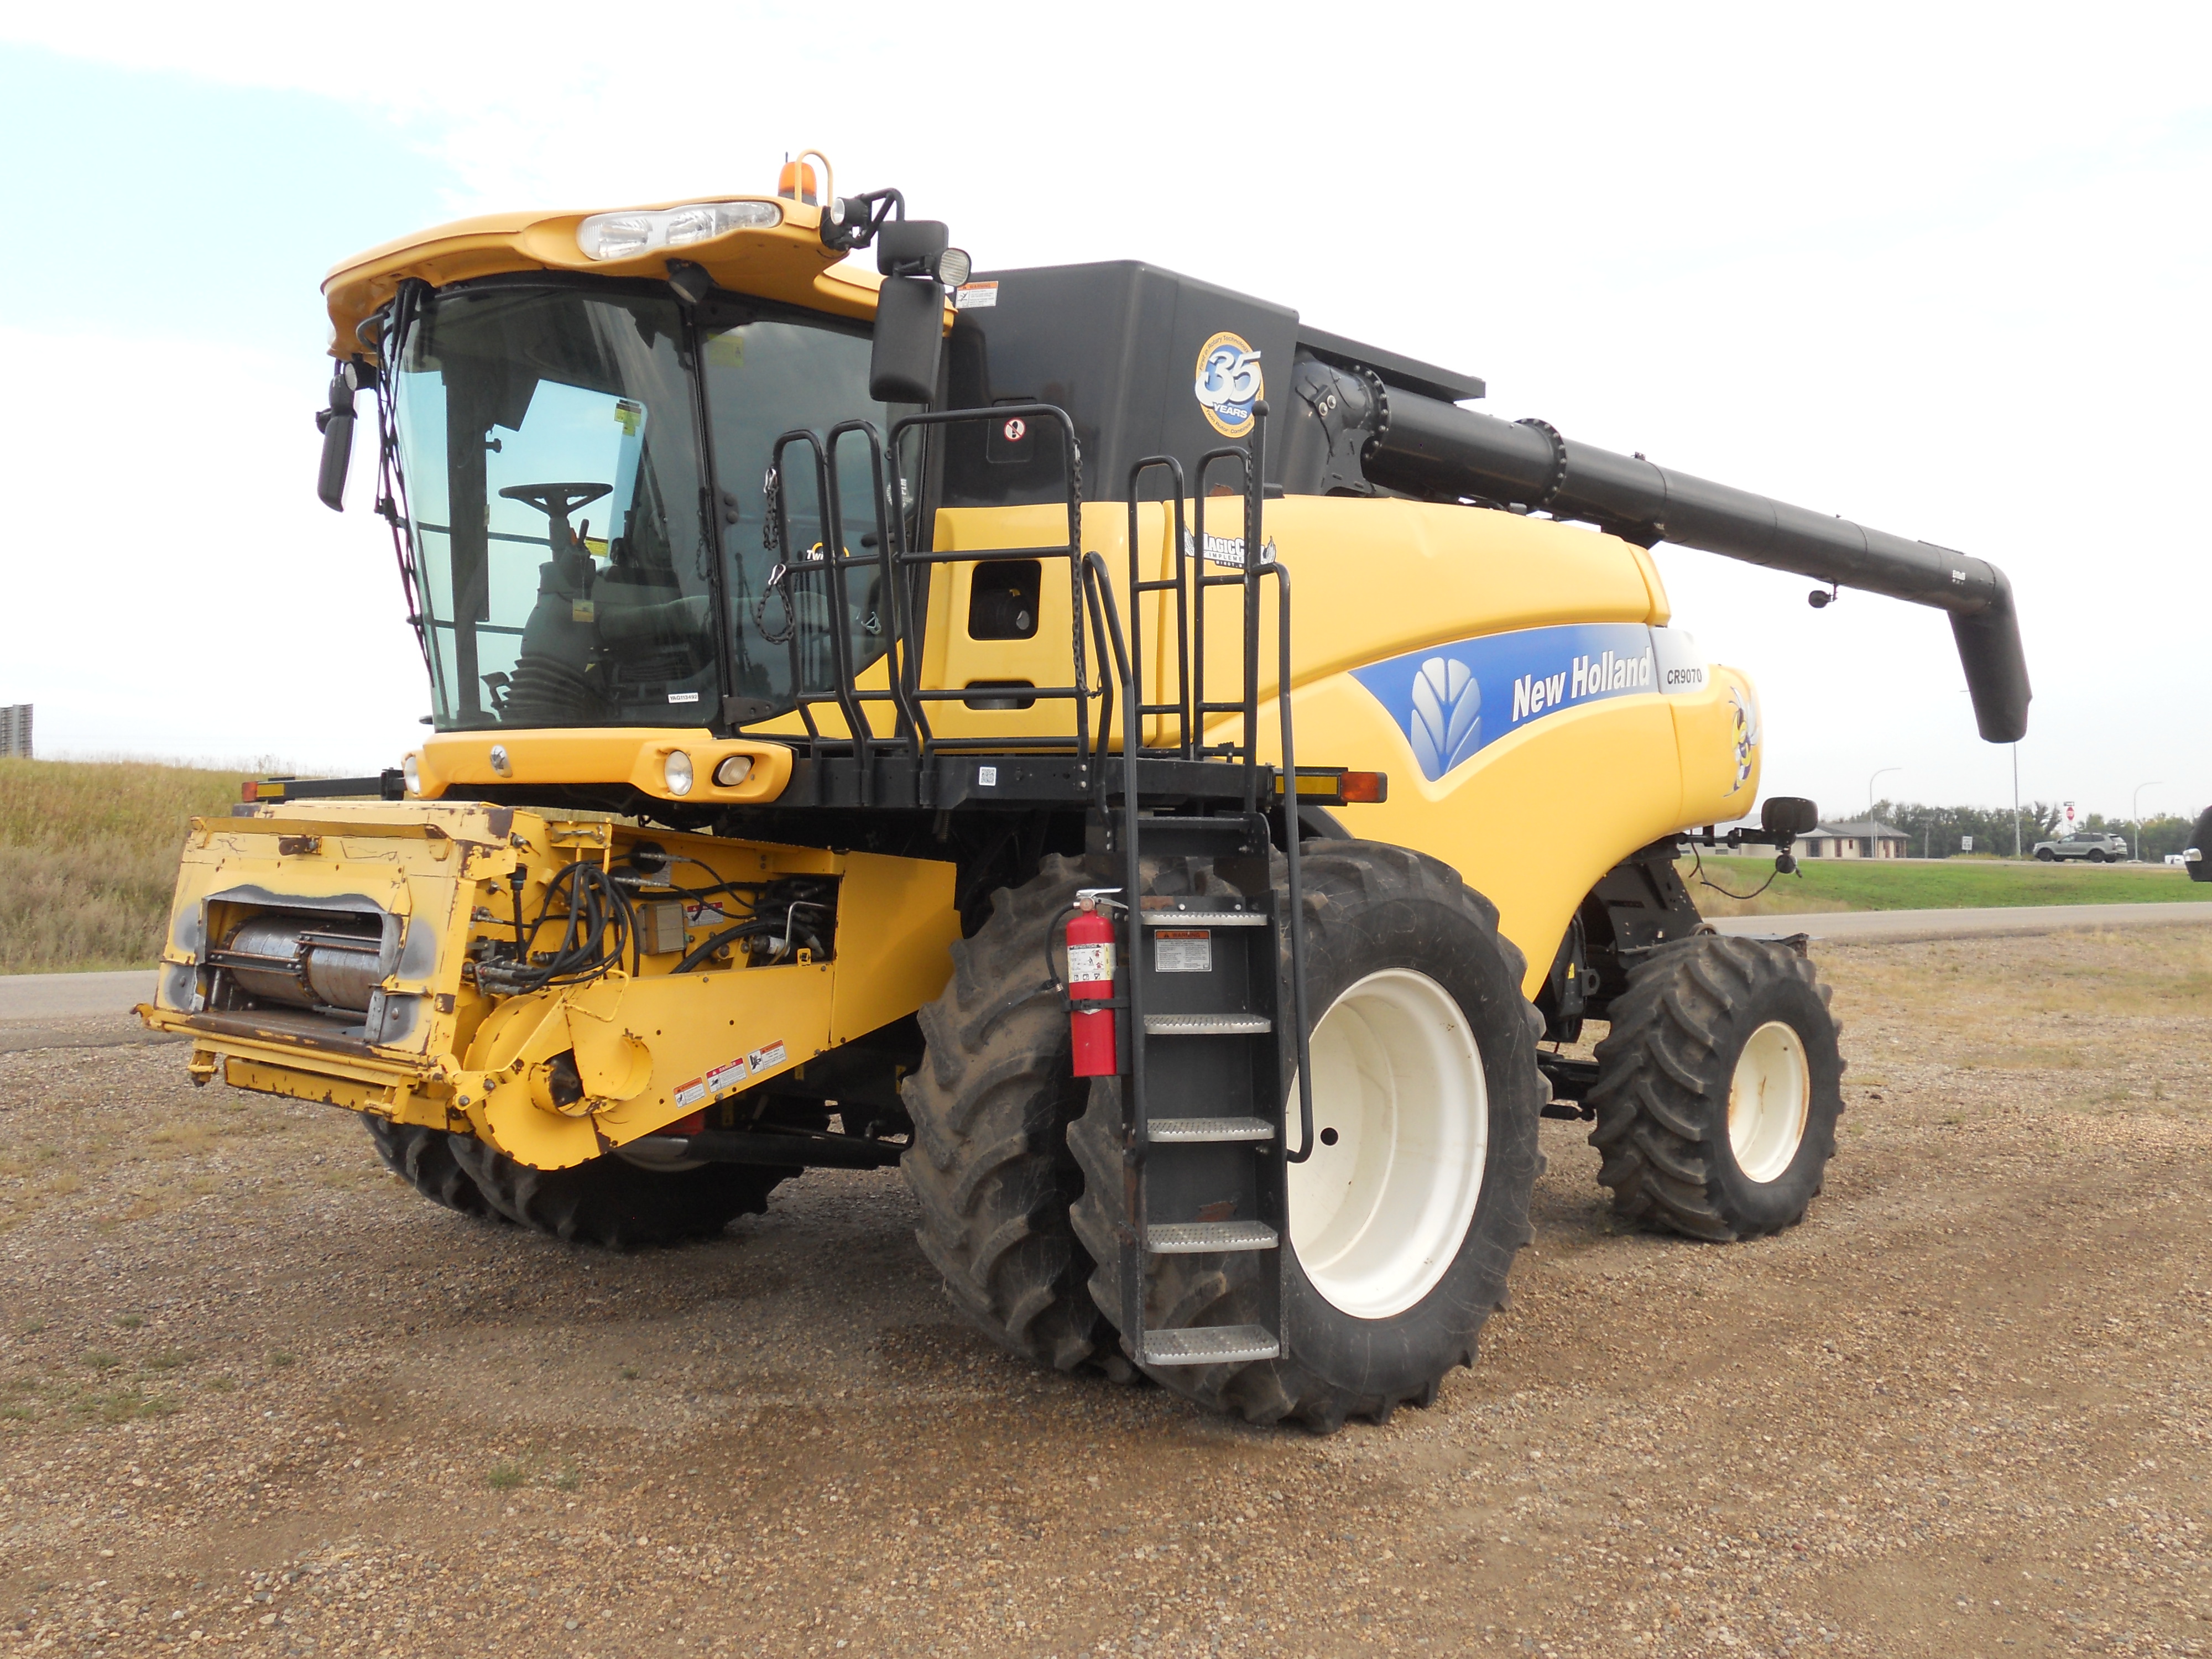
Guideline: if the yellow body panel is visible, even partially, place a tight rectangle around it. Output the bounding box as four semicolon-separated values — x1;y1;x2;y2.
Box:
141;802;958;1170
1266;665;1757;995
410;728;794;806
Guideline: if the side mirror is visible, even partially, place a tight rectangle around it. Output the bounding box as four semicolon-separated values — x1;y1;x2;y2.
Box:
315;364;359;512
870;275;945;404
875;218;948;276
1760;795;1819;839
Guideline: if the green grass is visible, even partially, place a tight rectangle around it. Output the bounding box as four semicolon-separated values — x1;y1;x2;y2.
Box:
0;757;243;973
1683;853;2212;916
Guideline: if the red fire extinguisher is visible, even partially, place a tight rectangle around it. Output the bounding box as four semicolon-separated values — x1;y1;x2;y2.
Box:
1066;894;1119;1078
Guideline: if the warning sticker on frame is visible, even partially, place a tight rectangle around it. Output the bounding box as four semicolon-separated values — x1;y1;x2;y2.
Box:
1154;930;1213;973
955;282;999;309
749;1040;789;1072
675;1053;752;1109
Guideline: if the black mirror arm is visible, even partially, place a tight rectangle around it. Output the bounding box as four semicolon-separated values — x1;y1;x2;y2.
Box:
820;187;905;253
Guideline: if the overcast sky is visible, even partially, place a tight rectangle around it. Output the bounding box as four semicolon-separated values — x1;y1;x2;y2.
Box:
2;4;2205;824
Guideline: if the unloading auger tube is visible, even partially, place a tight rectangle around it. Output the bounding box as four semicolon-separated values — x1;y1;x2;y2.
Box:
1348;383;2031;743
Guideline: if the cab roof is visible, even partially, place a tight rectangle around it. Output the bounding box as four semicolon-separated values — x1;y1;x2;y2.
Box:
322;191;889;361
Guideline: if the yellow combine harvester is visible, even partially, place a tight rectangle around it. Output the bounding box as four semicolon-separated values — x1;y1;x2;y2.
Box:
141;154;2029;1428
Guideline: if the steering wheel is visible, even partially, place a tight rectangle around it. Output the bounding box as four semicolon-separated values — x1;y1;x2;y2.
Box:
498;482;613;523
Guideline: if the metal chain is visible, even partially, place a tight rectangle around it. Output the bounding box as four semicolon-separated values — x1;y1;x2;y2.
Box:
754;563;795;644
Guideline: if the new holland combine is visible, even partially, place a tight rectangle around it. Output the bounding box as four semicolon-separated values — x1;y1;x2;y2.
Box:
140;154;2030;1428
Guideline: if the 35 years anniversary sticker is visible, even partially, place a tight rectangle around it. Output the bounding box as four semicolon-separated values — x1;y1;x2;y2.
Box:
1193;331;1264;437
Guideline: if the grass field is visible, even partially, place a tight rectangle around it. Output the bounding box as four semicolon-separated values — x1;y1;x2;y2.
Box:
1682;850;2212;916
0;759;242;973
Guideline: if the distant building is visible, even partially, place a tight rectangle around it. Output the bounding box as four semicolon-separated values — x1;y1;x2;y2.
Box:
0;704;28;759
1796;818;1908;859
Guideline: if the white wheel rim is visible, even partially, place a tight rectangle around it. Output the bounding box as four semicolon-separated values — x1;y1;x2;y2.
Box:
1286;969;1488;1320
1729;1020;1811;1183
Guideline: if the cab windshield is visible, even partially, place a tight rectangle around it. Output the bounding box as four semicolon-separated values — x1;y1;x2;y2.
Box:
392;281;909;731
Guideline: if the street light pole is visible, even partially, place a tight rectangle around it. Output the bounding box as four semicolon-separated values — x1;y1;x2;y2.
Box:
1868;766;1902;821
1864;767;1902;860
2132;781;2164;864
2013;743;2022;859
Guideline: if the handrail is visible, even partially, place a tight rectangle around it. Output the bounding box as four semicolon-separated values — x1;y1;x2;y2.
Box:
1125;458;1192;759
1079;553;1150;1292
888;403;1097;794
1259;557;1315;1164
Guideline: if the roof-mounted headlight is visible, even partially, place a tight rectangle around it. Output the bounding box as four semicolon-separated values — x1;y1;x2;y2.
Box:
577;200;783;262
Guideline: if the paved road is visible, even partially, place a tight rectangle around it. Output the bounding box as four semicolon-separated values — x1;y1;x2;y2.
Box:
1710;899;2212;943
0;970;170;1053
0;968;156;1021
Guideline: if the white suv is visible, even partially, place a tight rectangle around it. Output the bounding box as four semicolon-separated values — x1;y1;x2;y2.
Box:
2032;832;2130;863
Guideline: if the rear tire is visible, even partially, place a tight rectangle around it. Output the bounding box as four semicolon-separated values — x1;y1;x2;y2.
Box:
1587;935;1844;1241
446;1138;789;1248
363;1118;507;1221
1071;841;1545;1430
899;852;1125;1377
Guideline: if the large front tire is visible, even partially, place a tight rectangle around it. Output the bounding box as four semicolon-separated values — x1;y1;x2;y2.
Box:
1586;935;1844;1240
1071;842;1546;1430
899;853;1123;1376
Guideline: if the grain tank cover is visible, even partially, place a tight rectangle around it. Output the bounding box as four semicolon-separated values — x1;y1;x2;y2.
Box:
941;261;1483;508
943;261;1298;507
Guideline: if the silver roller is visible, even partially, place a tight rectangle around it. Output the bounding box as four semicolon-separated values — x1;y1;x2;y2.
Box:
220;915;385;1012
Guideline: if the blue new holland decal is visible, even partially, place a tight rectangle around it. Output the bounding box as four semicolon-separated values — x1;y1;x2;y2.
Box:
1351;623;1663;782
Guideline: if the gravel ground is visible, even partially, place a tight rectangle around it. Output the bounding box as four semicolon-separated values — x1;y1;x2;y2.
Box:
1;928;2208;1658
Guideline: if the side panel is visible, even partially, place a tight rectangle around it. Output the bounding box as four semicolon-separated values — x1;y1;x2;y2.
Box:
827;852;961;1044
476;963;843;1168
1230;503;1759;994
1283;674;1694;996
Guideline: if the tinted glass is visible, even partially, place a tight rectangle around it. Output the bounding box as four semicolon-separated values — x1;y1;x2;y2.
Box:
393;287;717;729
702;315;916;709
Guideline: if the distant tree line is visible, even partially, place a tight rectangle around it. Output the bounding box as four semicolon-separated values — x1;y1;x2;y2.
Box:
1868;799;2204;860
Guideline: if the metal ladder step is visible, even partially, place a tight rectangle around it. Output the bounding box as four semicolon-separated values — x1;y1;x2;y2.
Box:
1146;1220;1279;1254
1142;1011;1272;1036
1138;909;1268;928
1140;1324;1281;1366
1146;1115;1275;1144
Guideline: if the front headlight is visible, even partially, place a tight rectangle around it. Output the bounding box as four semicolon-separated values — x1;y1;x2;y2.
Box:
713;755;754;788
664;750;695;796
401;753;421;796
577;200;783;261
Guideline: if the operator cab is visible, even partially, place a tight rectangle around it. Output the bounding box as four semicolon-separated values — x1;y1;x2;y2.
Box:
388;280;917;732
